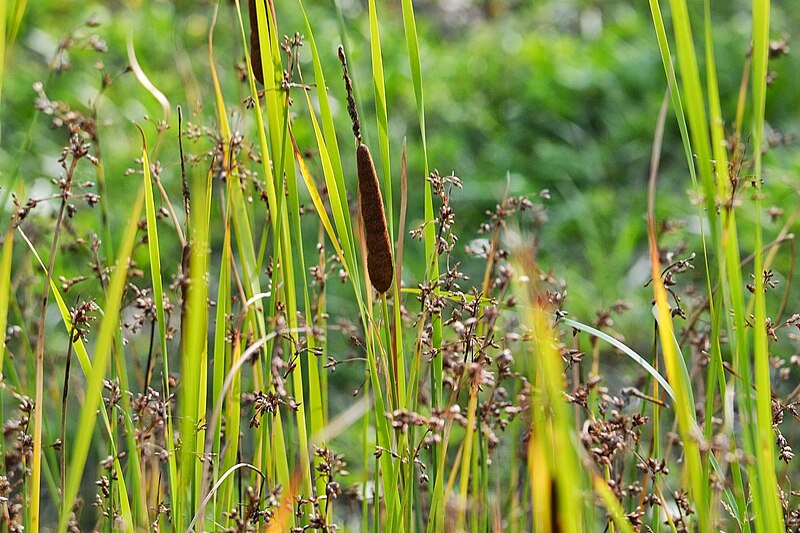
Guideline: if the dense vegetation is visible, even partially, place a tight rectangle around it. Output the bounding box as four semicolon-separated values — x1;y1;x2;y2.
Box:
1;0;799;531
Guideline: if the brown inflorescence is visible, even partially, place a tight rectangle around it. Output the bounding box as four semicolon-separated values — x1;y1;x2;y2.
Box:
357;143;393;293
248;0;264;85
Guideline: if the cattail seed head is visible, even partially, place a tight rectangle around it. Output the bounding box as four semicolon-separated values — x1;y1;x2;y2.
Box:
248;0;264;85
337;47;393;293
357;143;393;294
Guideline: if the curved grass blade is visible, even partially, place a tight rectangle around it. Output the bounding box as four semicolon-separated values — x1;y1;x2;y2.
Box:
561;317;675;402
187;463;264;533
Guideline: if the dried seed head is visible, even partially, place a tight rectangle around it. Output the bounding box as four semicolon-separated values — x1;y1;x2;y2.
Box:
248;0;264;85
357;143;393;293
338;47;392;292
338;45;361;142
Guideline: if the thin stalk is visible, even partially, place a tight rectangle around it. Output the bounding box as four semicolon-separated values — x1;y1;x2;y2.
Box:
31;151;80;533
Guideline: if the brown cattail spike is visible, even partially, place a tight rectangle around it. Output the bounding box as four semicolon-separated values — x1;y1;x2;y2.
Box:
357;143;394;293
338;47;393;293
248;0;264;85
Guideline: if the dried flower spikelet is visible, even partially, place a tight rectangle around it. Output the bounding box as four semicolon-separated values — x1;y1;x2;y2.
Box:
248;0;264;85
357;143;393;293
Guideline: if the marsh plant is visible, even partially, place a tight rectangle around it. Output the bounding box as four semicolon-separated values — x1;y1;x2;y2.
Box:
0;0;798;531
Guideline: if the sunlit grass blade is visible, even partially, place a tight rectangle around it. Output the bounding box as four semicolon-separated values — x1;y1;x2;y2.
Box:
7;0;28;46
697;3;753;528
514;270;587;533
663;0;714;207
274;87;317;505
297;86;359;286
209;201;232;524
647;0;699;192
0;0;6;142
644;80;711;528
648;0;720;318
647;218;708;530
0;232;12;376
138;125;179;527
292;139;349;270
749;0;783;528
178;164;212;523
593;477;636;533
224;3;278;300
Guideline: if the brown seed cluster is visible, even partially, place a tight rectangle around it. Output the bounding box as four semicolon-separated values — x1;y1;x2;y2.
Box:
338;46;394;294
248;0;264;85
357;143;393;293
